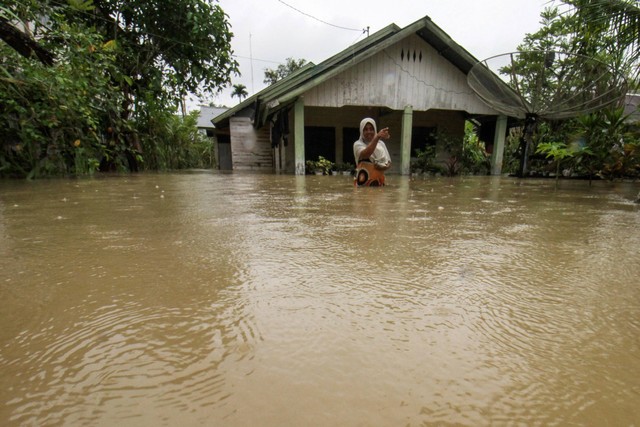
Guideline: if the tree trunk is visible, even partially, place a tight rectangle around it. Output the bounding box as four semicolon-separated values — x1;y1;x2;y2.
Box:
0;17;55;66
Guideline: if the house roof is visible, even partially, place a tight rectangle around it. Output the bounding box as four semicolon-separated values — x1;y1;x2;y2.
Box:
197;106;227;128
212;15;484;129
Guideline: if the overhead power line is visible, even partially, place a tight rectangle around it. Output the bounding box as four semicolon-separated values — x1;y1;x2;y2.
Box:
13;0;287;64
276;0;366;32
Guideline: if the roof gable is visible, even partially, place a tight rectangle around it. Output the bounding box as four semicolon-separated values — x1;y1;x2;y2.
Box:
213;15;488;128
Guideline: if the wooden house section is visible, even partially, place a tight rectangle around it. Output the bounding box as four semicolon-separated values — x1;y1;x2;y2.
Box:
304;34;496;115
212;15;512;175
229;117;272;170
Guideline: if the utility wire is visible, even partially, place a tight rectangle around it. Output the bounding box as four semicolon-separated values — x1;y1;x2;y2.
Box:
13;0;286;65
10;0;371;76
382;49;475;96
276;0;365;32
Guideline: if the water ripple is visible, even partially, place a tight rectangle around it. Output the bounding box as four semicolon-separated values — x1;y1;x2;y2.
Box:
1;292;262;426
2;175;639;426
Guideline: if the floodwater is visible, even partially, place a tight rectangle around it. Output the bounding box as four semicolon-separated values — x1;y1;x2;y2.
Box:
0;172;639;426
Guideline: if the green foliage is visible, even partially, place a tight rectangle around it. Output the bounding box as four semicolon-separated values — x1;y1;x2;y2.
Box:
536;141;575;178
305;156;334;175
263;57;308;85
1;0;236;178
305;160;317;174
601;142;640;178
498;2;639;179
501;127;523;175
500;104;640;181
563;0;640;81
573;107;640;179
0;23;126;178
409;125;489;176
334;162;354;172
315;156;334;175
515;2;638;82
432;130;461;176
60;0;239;99
461;121;490;174
520;106;640;180
137;110;214;171
231;84;248;102
410;145;440;174
418;122;490;176
67;0;95;12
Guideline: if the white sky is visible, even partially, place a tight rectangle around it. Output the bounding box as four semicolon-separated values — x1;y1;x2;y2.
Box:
190;0;549;109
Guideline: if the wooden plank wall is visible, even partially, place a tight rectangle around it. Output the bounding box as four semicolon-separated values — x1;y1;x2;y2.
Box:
229;117;273;170
304;34;496;115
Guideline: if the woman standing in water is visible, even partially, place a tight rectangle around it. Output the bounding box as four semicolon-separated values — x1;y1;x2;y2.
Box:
353;117;392;186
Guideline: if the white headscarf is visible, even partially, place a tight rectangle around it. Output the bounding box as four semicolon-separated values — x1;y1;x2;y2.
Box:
359;117;377;142
355;117;391;167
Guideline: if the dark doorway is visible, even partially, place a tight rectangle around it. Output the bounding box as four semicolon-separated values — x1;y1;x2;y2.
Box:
217;134;232;170
305;126;335;162
342;127;359;164
411;126;437;156
478;119;496;154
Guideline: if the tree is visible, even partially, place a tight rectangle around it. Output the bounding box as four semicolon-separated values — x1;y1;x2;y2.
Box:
4;0;239;106
0;16;54;66
231;84;248;102
499;2;639;177
553;0;640;90
43;0;240;118
263;57;308;85
0;21;128;177
0;0;240;177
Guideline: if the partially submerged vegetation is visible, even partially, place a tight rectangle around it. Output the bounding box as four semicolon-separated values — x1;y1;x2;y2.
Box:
1;0;638;180
500;1;640;180
413;1;640;180
1;0;237;178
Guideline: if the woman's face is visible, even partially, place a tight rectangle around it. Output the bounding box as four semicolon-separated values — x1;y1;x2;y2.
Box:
362;123;375;142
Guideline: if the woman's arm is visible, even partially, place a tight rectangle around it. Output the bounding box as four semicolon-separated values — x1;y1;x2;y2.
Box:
358;128;390;161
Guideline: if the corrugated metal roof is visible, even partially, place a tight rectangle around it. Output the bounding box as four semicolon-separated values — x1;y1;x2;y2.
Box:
197;106;228;128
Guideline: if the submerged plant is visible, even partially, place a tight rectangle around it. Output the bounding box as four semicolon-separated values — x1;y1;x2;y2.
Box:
536;141;575;184
314;156;334;175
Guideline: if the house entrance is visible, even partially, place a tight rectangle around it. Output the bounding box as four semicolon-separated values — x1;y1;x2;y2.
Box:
217;134;232;170
304;126;335;162
342;127;359;164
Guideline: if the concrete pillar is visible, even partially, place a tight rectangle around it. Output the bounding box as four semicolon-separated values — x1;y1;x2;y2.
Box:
491;115;508;175
400;105;413;175
294;98;305;175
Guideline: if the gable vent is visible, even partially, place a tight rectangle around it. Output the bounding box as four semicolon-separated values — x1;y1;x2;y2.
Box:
400;48;423;62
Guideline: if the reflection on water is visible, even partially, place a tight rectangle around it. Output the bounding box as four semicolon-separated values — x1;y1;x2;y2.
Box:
1;173;639;426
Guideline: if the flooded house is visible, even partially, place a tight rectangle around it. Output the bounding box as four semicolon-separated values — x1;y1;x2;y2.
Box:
211;15;511;175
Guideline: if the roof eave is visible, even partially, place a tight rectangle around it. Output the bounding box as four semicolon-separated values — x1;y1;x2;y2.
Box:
218;14;511;128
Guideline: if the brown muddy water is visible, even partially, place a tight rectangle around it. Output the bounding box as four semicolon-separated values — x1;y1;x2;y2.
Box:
0;172;639;426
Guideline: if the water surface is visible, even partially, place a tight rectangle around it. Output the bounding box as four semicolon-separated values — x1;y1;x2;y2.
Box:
1;173;639;426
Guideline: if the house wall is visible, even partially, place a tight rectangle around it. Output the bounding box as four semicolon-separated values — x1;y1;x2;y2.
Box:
303;34;496;115
229;33;499;174
229;117;273;170
284;106;466;174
